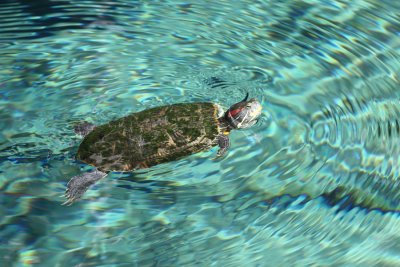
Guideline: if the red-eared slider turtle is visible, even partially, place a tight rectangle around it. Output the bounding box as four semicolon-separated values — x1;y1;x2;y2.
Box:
64;94;262;205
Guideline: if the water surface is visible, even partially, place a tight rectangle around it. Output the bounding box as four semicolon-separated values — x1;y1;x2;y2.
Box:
1;0;400;266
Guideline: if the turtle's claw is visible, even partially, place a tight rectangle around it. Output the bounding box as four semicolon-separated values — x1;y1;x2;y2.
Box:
61;198;73;206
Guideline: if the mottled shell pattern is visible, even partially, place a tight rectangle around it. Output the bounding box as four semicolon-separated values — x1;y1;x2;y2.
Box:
77;102;223;171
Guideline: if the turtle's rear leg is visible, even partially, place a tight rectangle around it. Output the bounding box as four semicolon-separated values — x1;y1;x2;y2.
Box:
74;122;95;137
63;169;107;205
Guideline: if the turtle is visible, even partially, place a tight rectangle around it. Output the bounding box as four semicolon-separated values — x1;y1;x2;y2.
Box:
64;94;262;205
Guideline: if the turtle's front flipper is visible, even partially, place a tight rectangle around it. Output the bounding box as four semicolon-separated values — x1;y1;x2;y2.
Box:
216;134;230;158
63;170;107;205
74;122;95;137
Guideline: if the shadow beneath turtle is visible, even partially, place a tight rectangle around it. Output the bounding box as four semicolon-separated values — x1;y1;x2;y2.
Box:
111;169;179;191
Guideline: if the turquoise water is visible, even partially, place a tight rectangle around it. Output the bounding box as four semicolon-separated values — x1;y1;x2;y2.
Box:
1;0;400;266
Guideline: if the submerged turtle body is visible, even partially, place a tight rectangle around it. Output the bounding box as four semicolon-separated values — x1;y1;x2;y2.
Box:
77;102;222;172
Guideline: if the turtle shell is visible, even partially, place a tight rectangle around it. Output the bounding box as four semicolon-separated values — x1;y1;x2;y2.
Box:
76;102;222;171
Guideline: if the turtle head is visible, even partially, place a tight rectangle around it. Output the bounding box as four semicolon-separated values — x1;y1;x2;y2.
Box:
225;93;262;129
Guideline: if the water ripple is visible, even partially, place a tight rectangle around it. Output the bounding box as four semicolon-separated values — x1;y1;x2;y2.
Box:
309;97;400;210
1;0;400;266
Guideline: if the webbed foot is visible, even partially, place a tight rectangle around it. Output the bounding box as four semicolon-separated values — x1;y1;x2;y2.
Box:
63;170;107;205
74;122;95;137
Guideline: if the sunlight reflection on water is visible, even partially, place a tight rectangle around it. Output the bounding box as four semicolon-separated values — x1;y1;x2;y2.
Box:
1;0;400;266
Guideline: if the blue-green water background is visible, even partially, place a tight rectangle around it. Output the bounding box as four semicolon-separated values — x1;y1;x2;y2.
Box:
1;0;400;266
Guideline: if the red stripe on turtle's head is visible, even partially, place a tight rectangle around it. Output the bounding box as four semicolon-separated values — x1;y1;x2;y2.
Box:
228;108;241;117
